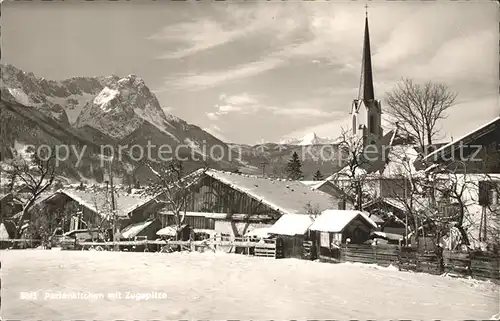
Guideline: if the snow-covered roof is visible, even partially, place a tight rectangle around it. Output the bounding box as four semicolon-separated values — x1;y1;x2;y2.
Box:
300;180;333;190
423;116;500;161
120;220;156;239
309;210;377;233
156;224;189;237
362;197;428;214
193;229;218;236
203;169;339;215
0;223;11;240
371;231;403;241
326;166;368;181
47;189;156;218
245;227;271;238
267;214;314;236
367;213;384;224
380;145;421;177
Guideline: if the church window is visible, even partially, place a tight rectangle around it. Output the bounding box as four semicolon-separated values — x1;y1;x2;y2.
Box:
352;115;357;134
369;115;376;134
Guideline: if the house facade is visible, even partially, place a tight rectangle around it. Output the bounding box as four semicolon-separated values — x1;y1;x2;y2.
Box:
159;169;340;238
309;210;378;260
31;187;163;234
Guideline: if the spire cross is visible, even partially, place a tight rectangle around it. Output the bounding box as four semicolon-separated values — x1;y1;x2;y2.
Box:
365;4;368;17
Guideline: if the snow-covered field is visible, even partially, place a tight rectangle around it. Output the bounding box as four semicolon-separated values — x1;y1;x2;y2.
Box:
2;250;499;320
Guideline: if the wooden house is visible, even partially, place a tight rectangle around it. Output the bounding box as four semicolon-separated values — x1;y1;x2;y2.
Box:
30;187;163;233
266;214;315;259
362;198;408;235
309;210;378;260
166;169;340;237
422;116;500;174
0;192;23;221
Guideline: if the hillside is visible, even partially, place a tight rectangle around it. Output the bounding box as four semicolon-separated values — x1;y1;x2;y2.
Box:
228;142;347;179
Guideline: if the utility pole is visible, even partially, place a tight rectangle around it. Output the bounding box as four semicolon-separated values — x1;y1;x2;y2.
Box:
404;180;408;247
108;157;119;251
259;160;268;177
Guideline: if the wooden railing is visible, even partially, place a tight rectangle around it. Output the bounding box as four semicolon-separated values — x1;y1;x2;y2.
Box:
0;239;41;249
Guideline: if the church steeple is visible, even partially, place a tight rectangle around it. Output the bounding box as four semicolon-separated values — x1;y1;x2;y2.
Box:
351;6;382;148
358;6;375;102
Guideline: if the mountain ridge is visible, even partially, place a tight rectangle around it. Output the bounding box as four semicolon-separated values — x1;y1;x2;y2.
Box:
0;64;238;182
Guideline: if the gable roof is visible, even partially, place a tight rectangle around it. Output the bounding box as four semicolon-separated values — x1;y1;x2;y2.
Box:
267;214;315;236
300;180;327;190
362;197;428;215
309;210;377;233
44;189;157;218
203;169;338;215
423;116;500;162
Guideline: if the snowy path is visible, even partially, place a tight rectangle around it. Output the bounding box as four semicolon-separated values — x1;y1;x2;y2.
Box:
2;250;499;320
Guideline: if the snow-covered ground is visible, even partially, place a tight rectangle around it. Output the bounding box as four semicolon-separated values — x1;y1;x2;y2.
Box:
2;250;499;320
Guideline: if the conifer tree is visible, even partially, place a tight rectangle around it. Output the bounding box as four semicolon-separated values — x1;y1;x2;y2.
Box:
286;152;303;180
313;170;324;181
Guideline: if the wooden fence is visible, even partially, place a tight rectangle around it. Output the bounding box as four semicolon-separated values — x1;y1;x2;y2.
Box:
254;243;277;258
340;244;400;267
399;248;442;275
442;250;500;280
303;241;314;260
338;245;499;280
0;239;41;249
3;238;498;281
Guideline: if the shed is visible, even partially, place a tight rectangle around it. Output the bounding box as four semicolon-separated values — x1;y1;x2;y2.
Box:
309;210;377;260
267;214;315;259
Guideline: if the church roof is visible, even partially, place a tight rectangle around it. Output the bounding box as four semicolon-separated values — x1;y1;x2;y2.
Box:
359;15;375;102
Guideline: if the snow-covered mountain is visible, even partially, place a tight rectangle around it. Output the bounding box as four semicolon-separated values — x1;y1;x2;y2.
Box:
0;64;238;180
1;64;117;125
279;132;337;146
74;74;180;140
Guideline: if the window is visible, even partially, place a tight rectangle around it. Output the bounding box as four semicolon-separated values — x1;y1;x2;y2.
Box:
369;115;376;134
380;178;409;198
352;115;357;135
489;188;498;205
479;180;500;206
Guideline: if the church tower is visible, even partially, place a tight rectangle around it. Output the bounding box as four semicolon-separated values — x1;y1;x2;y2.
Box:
350;8;383;148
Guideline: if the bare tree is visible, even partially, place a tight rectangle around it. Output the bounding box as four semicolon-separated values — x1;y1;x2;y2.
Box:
6;149;57;238
143;161;206;240
416;161;500;250
333;128;371;210
384;78;457;151
27;202;78;246
383;148;429;247
304;201;322;220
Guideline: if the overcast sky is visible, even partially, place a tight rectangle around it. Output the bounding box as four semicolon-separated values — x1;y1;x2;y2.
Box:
2;1;498;144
